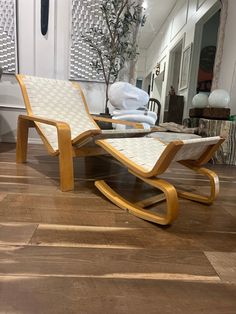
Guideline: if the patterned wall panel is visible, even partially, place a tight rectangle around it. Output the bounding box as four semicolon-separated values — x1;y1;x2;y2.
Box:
70;0;106;81
0;0;17;73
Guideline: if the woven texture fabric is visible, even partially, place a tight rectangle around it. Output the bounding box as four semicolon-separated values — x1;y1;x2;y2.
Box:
103;136;221;173
173;136;221;162
22;76;98;150
0;0;17;73
147;132;200;142
104;138;167;171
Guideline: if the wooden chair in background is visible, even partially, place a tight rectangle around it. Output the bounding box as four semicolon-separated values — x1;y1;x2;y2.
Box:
147;98;161;125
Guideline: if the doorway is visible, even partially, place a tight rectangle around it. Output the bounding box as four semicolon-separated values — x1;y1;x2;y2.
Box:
196;11;221;94
152;73;163;103
163;38;185;123
188;1;222;109
167;39;184;96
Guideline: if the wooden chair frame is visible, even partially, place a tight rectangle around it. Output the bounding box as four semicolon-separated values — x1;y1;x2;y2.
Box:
16;75;144;191
95;137;224;225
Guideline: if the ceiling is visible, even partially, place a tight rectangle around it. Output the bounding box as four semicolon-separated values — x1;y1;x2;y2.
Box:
139;0;178;49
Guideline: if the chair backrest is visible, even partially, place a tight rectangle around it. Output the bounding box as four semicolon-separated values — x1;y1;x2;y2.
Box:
147;98;161;125
17;75;99;151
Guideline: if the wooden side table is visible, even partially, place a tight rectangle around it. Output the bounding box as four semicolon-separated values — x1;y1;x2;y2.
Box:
198;118;236;165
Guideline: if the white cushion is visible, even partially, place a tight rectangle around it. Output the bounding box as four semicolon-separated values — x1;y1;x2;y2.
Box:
108;82;149;110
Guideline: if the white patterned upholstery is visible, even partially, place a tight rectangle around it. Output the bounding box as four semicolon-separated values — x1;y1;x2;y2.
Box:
102;136;221;173
147;132;200;142
100;129;149;136
22;76;98;150
104;138;167;171
173;136;221;162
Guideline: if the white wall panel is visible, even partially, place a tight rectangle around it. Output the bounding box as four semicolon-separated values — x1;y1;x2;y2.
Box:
17;0;35;74
0;107;40;143
161;24;172;53
18;0;66;78
188;0;198;20
171;0;188;40
55;0;70;79
197;0;207;10
34;0;55;78
0;76;24;108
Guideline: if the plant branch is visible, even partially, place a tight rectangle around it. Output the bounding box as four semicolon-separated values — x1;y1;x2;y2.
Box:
81;0;143;113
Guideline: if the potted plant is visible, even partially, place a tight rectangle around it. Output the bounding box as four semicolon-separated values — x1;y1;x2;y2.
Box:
82;0;144;115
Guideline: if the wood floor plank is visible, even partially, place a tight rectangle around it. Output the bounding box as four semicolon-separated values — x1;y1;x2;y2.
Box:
0;276;236;314
0;143;236;313
0;245;218;278
0;193;151;228
29;224;162;248
28;223;236;251
205;252;236;284
0;192;7;202
0;223;38;245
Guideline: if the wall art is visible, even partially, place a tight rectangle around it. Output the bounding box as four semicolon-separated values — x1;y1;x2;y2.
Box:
69;0;105;81
0;0;18;74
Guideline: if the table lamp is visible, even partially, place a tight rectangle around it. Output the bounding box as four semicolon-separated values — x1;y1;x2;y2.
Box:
208;89;230;108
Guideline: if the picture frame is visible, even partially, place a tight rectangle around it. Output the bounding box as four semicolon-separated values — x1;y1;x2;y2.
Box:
179;43;192;91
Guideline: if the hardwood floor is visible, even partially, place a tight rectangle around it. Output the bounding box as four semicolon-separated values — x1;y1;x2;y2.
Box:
0;142;236;313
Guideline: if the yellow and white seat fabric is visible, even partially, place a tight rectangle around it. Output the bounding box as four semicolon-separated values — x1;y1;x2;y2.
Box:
16;75;224;225
20;76;98;151
16;75;149;192
95;136;224;225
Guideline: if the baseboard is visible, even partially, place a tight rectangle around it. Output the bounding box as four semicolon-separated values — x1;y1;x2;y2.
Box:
0;137;42;145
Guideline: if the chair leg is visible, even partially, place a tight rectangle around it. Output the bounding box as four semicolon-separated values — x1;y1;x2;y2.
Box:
58;127;74;192
16;116;30;163
95;175;179;225
177;165;219;204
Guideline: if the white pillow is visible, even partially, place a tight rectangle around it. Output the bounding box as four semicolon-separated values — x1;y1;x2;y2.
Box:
113;109;157;121
109;82;149;110
112;114;156;126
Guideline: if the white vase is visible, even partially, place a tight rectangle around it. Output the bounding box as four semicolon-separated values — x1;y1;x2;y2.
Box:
192;93;209;108
208;89;230;108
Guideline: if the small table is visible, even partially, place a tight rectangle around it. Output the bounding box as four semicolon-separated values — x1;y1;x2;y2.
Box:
198;118;236;165
147;131;200;143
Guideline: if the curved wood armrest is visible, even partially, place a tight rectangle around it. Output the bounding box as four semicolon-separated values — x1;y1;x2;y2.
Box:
17;114;73;169
18;114;70;130
91;115;144;129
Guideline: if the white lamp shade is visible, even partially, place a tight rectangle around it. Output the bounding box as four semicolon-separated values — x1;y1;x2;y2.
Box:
192;93;208;108
208;89;230;108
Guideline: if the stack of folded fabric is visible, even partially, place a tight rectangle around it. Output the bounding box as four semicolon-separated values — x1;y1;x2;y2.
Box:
109;82;157;130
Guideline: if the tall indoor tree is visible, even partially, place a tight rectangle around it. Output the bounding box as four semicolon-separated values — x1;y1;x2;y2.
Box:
82;0;144;114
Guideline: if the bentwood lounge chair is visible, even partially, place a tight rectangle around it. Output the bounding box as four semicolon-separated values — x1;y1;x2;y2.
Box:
16;75;224;225
95;136;224;225
16;75;147;191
